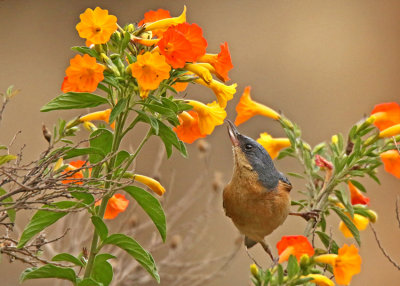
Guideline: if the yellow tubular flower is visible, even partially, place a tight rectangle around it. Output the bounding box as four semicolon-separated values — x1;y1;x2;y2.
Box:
134;174;165;196
54;158;64;171
194;78;237;108
256;132;291;159
79;109;115;129
379;123;400;138
314;244;361;285
144;6;186;31
301;274;334;286
83;121;98;132
185;63;213;84
187;100;227;135
339;214;369;238
235;86;280;126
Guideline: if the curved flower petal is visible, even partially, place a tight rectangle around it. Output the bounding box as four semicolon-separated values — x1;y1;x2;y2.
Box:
256;132;290;160
314;244;361;285
76;7;117;45
173;111;206;143
302;274;334;286
276;235;314;263
144;6;186;32
187;100;227;135
98;194;129;219
130;51;171;92
194;78;236;108
79;109;115;129
235;86;280;126
380;149;400;178
339;214;369;238
138;8;171;38
370;102;400;131
379;123;400;138
65;54;105;93
197;42;233;82
348;181;370;205
134;174;165;196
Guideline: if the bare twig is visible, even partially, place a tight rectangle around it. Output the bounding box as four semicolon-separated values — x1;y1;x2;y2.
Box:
370;224;400;270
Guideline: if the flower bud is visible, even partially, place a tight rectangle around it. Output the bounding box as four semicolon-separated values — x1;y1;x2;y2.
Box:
127;24;134;33
299;254;310;268
53;158;64;171
331;135;338;144
366;209;378;223
250;264;259;277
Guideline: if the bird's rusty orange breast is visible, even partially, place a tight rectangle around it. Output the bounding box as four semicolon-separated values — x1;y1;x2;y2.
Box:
223;161;290;242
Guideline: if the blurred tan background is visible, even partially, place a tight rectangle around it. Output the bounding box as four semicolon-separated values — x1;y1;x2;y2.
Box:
1;0;400;285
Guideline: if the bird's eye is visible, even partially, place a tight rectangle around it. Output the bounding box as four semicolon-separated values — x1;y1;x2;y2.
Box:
245;144;253;151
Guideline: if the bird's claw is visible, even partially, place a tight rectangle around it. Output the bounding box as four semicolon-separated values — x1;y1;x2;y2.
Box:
289;209;321;221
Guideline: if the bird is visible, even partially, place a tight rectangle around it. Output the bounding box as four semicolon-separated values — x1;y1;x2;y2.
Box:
223;120;292;260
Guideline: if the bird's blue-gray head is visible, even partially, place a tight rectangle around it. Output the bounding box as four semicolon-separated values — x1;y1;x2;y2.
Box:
227;120;290;190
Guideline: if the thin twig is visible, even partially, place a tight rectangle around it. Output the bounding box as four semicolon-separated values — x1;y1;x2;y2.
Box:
370;224;400;270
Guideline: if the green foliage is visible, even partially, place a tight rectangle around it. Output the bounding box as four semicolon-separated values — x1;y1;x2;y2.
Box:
20;265;77;283
103;234;160;282
52;253;85;267
124;186;167;242
0;187;16;222
40;92;108;112
17;201;77;248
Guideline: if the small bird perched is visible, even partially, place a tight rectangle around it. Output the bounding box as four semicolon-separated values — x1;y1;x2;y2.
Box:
223;120;292;259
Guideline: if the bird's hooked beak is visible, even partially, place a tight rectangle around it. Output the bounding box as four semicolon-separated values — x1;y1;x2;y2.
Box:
226;120;240;147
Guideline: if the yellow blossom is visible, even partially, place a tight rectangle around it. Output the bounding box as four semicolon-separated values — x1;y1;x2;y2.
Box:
302;274;335;286
144;6;186;31
339;214;369;238
187;100;227;135
185;63;212;84
379;123;400;138
314;244;361;285
194;78;237;108
256;132;291;159
79;109;115;129
134;174;165;196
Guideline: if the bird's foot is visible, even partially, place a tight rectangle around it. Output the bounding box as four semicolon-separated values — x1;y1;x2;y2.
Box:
245;247;262;268
260;240;275;261
289;210;320;221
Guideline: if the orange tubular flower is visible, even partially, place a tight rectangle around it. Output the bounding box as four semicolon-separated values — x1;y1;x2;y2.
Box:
172;81;189;92
187;100;227;135
235;86;280;126
256;132;291;160
194;78;237;108
96;194;129;220
134;174;165;196
339;214;370;238
173;111;206;143
62;160;88;185
129;51;171;96
61;76;84;93
79;109;115;129
197;42;233;82
301;274;334;286
144;6;186;32
348;181;370;205
314;244;361;285
380;149;400;178
370;102;400;131
158;23;207;68
138;9;171;38
276;235;314;263
64;54;105;93
76;7;117;45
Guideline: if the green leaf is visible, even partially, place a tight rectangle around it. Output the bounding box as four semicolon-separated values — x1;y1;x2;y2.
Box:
91;254;114;286
143;103;177;119
89;129;113;164
17;201;76;248
287;255;299;278
0;154;16;166
124;186;166;242
52;253;84;267
316;231;339;254
0;187;16;222
157;120;187;158
287;172;305;179
120;31;131;54
41;93;108;112
277;263;284;284
109;98;127;124
91;216;108;241
115;150;130;168
20;264;76;283
64;147;105;160
71;46;100;59
294;277;314;285
332;207;361;246
349;180;367;193
135;110;160;135
77;278;103;286
70;191;95;205
103;234;159;282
